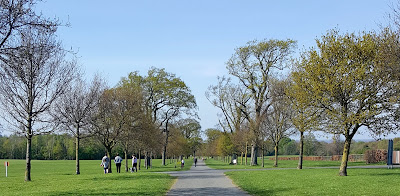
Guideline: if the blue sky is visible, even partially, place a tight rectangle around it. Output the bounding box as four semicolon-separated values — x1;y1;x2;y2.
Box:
35;0;396;140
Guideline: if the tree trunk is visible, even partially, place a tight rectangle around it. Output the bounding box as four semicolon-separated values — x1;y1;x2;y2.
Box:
339;137;352;176
162;144;167;166
274;144;278;167
245;142;248;166
262;145;265;168
297;131;304;169
241;152;243;165
75;132;80;175
124;148;128;172
138;149;141;170
25;133;32;181
250;141;258;166
106;148;112;173
162;122;170;166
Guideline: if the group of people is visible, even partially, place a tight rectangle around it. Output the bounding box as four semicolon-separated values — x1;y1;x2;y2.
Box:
101;153;201;173
100;153;138;174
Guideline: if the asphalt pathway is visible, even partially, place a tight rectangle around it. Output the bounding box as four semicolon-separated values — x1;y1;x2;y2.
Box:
165;160;250;196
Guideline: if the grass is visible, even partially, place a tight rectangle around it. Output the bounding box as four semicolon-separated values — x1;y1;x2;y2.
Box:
0;158;193;195
205;156;384;170
225;168;400;195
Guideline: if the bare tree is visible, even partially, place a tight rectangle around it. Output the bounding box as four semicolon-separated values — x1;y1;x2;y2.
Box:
0;27;75;181
0;0;60;54
52;74;104;174
226;39;296;165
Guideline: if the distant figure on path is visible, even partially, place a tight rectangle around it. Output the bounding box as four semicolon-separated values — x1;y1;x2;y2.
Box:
101;154;109;174
131;155;138;172
181;159;185;169
194;157;198;167
114;153;123;173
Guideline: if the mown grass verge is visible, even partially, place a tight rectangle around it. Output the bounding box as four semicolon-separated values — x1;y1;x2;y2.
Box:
225;168;400;195
0;158;193;195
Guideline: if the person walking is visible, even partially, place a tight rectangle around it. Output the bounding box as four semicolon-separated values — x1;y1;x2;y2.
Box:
101;153;109;174
131;155;138;172
194;157;198;167
181;159;185;169
114;153;123;173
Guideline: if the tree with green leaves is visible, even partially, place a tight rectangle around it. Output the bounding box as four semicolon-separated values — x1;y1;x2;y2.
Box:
226;39;297;165
265;78;295;167
286;73;320;169
293;29;400;176
121;68;197;166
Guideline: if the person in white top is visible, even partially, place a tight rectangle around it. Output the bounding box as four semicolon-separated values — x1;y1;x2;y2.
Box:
114;153;123;173
131;155;138;172
181;159;185;169
100;154;109;174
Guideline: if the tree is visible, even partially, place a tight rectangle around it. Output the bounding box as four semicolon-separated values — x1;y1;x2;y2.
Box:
204;128;222;157
206;76;249;134
176;118;202;157
226;39;297;165
0;0;59;52
287;73;320;169
90;87;132;173
120;68;197;166
0;27;75;181
265;78;294;167
294;29;400;176
52;75;104;174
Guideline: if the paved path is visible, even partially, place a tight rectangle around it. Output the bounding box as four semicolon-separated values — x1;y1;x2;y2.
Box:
165;160;249;196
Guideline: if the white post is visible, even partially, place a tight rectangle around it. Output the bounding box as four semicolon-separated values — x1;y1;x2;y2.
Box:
5;162;8;177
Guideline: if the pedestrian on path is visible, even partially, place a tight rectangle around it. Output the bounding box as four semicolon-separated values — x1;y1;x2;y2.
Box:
181;159;185;169
194;157;197;167
114;153;122;173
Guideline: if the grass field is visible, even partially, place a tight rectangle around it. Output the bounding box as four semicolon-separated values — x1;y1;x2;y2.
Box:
225;168;400;195
0;158;193;196
205;156;383;170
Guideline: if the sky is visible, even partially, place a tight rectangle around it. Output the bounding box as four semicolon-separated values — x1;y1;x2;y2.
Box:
23;0;398;141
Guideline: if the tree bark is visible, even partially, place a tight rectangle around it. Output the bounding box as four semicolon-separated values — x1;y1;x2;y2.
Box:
75;131;80;175
25;133;32;181
250;141;258;166
274;144;279;167
138;149;141;170
162;122;169;166
241;152;243;165
124;147;128;172
297;131;304;169
339;137;352;176
262;145;265;167
106;149;112;173
245;142;248;166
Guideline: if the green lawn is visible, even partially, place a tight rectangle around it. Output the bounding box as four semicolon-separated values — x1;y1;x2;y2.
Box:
0;158;193;195
205;156;384;169
225;168;400;195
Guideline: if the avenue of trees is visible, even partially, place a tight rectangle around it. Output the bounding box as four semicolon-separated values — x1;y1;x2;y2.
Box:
206;8;400;176
1;0;400;183
0;0;200;181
